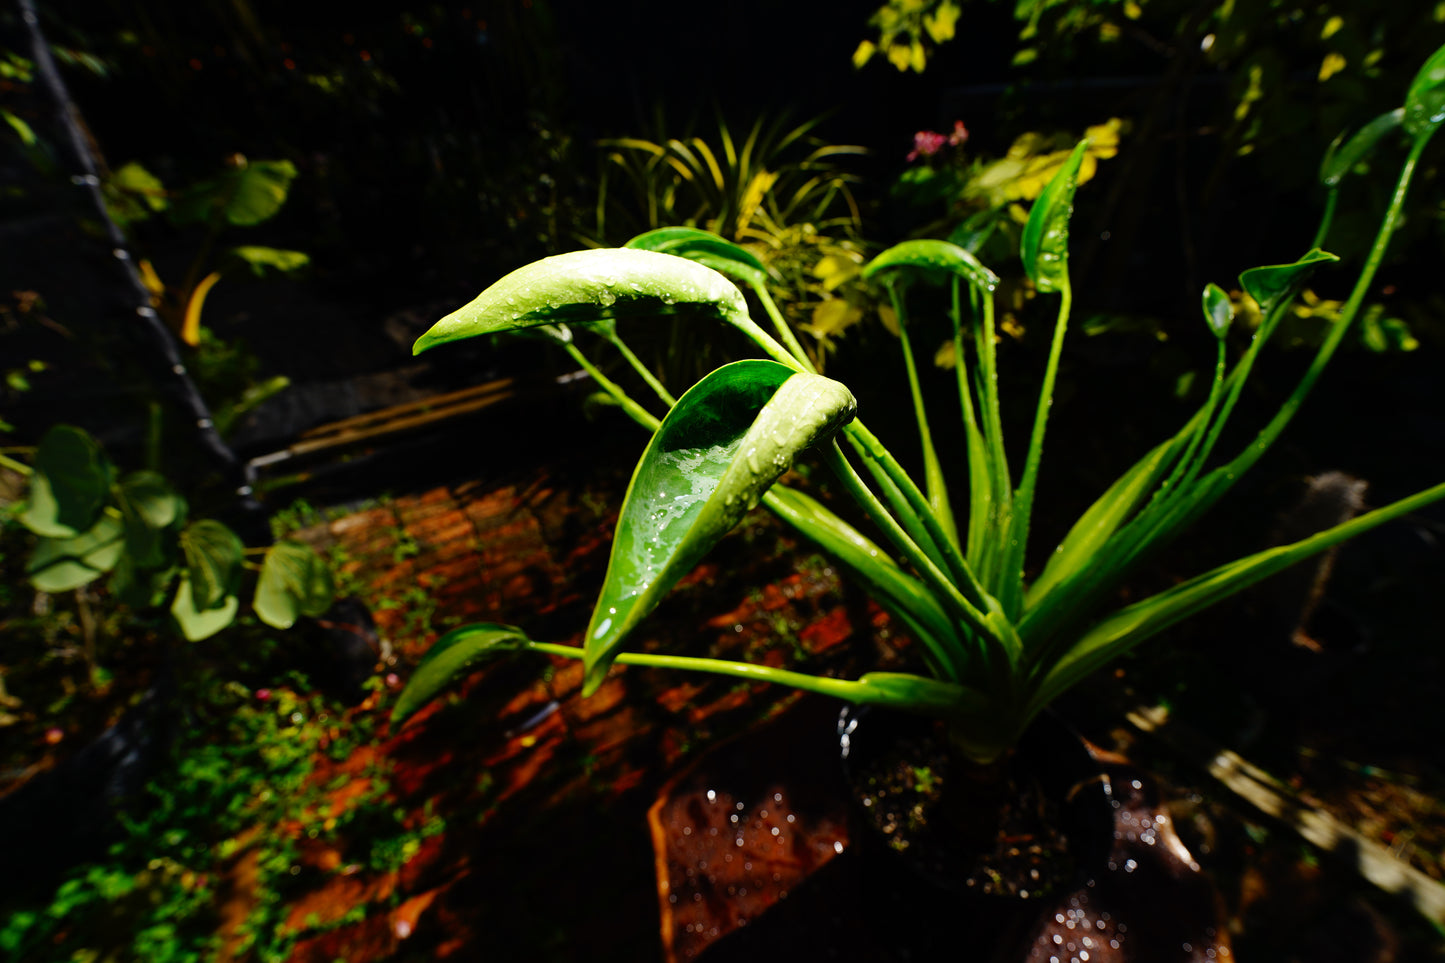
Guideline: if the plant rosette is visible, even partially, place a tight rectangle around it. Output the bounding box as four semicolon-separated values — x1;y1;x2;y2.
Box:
392;44;1445;939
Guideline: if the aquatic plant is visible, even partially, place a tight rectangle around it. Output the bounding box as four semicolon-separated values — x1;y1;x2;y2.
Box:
394;48;1445;765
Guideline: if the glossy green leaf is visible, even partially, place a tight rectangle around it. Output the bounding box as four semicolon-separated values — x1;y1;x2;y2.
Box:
27;512;125;592
1201;283;1233;339
1404;42;1445;141
625;227;769;288
170;574;239;641
254;540;335;629
1020;140;1089;294
171;159;298;227
391;623;534;725
862;239;999;293
1320;108;1404;187
177;520;244;611
583;360;856;693
1239;249;1339;313
21;425;113;538
413;248;751;356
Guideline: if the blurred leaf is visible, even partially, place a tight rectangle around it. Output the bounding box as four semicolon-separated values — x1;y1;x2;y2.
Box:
1320;109;1404;187
582;360;856;693
114;471;183;568
177;520;244;611
863;238;999;293
27;512;125;592
171;159;298;228
171;574;239;641
391;623;533;725
21;425;113;538
1;108;36;147
1201;283;1234;338
229;246;310;277
254;541;335;629
624;227;769;288
1404;42;1445;141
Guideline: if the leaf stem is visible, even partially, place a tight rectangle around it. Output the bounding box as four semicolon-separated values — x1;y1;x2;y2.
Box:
750;281;818;373
887;281;958;547
561;342;662;432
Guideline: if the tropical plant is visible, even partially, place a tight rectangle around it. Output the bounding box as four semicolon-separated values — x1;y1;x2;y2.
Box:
392;49;1445;766
3;424;333;642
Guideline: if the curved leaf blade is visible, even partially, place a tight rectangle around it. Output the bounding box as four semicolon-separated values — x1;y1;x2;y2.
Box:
1239;248;1339;313
254;540;335;629
1320;108;1404;187
1404;42;1445;141
1201;282;1234;339
172;159;297;227
862;239;999;293
21;425;113;538
583;360;857;693
413;248;750;355
1020;139;1089;294
27;512;125;592
177;519;244;611
624;227;770;288
114;470;183;568
171;574;239;641
391;623;533;725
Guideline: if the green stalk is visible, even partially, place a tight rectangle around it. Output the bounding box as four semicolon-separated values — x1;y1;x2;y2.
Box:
526;639;992;718
822;440;1007;675
749;280;819;374
843;420;993;614
951;278;993;566
887;281;958;547
972;289;1012;584
609;335;677;407
1311;188;1340;251
998;282;1074;619
561;342;662;431
0;452;33;475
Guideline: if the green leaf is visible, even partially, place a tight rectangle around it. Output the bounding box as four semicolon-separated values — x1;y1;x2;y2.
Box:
171;159;298;228
176;520;244;611
412;248;751;356
1404;42;1445;141
27;512;125;592
229;246;310;277
254;541;335;629
21;425;113;538
103;161;167;225
1201;283;1233;339
1239;249;1339;313
625;227;770;288
1320;108;1404;187
112;556;176;609
862;239;999;293
170;574;239;641
1;108;36;147
390;623;533;725
1020;139;1089;294
582;359;856;694
114;471;183;568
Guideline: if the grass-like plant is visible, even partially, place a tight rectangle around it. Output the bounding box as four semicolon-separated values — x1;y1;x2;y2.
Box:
393;49;1445;765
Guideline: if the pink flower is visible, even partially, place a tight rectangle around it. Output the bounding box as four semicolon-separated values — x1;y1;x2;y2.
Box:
256;688;272;701
948;120;969;146
907;129;948;161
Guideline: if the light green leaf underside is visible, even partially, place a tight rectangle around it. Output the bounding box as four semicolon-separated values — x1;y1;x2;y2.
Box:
171;574;239;641
391;623;532;725
254;540;336;629
27;512;125;592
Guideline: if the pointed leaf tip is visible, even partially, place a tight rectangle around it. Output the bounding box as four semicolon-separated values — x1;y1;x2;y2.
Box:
581;360;856;688
862;239;999;292
1020;140;1089;294
413;248;750;354
391;623;533;725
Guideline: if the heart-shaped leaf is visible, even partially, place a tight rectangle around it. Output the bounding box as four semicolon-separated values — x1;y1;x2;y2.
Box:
625;227;770;289
1404;42;1445;141
1201;282;1233;339
254;540;335;629
21;425;113;538
862;239;999;293
177;519;244;612
413;248;752;355
1239;249;1339;313
1320;108;1404;187
27;512;125;592
583;359;857;693
1020;139;1089;294
390;623;534;725
171;159;297;227
171;573;239;641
